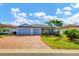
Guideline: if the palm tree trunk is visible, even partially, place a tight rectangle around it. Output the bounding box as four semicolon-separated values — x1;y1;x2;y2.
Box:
51;26;54;35
58;26;60;34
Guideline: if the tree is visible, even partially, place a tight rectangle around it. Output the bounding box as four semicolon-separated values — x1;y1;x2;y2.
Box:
52;19;63;34
45;20;54;35
45;19;63;35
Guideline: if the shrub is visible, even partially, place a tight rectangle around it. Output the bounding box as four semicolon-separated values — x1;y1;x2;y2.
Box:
41;30;48;35
53;33;59;36
58;34;69;41
63;28;79;40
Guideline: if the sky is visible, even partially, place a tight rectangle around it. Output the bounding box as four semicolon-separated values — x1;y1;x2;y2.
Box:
0;3;79;25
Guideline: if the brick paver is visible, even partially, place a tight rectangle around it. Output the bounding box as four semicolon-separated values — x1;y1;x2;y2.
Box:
0;35;50;49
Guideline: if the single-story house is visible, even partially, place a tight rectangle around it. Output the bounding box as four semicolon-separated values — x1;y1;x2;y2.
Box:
13;24;55;35
13;24;45;35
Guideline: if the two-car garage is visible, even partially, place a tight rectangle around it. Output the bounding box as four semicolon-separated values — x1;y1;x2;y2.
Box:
16;28;41;35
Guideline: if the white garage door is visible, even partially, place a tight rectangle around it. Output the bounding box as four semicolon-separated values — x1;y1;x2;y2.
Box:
17;28;31;35
33;28;41;35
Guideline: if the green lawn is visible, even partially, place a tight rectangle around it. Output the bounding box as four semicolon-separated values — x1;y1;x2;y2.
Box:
41;35;79;49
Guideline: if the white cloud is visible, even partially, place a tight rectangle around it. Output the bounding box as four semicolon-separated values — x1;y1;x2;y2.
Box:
71;4;75;8
63;6;72;16
34;12;59;20
18;13;26;17
71;3;79;8
28;19;34;23
11;8;27;18
11;9;44;25
43;16;53;20
16;17;26;23
64;13;79;25
34;12;46;17
56;5;73;16
43;16;57;20
10;21;21;26
29;13;33;16
13;13;18;18
11;8;20;14
64;11;72;16
64;7;72;11
11;8;20;18
56;8;63;15
11;8;30;25
15;17;30;25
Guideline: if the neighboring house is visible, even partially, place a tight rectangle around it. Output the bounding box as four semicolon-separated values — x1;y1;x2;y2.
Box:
60;25;79;33
0;24;15;34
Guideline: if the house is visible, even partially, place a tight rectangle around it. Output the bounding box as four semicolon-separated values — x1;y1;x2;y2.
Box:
0;24;15;34
2;23;79;35
60;25;79;33
14;24;46;35
13;24;63;35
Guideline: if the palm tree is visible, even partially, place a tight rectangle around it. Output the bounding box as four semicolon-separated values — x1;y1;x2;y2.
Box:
45;19;63;35
45;20;55;35
52;19;63;34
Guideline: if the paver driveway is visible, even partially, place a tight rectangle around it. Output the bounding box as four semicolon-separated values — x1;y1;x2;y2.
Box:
0;35;50;49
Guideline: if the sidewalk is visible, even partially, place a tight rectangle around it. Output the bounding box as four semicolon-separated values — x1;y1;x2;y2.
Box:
0;49;79;53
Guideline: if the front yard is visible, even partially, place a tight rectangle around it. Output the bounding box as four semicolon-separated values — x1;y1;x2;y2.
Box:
41;35;79;49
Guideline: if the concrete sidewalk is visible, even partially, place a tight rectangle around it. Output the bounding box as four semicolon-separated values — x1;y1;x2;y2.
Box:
0;49;79;53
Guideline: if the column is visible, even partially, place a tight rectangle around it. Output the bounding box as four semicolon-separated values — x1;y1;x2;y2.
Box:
31;28;33;35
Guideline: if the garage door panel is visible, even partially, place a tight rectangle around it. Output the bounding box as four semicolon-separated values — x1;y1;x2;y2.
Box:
33;28;41;35
17;28;41;35
18;28;31;35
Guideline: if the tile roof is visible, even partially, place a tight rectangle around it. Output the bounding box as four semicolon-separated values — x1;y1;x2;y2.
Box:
16;24;46;28
0;24;15;28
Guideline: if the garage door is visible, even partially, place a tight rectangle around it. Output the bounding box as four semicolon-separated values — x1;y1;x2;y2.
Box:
33;28;41;35
17;28;31;35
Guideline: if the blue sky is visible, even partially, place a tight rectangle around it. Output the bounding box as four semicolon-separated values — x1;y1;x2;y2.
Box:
0;3;79;25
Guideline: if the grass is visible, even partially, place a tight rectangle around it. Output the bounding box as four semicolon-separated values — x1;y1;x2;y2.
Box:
0;35;8;38
41;34;79;49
